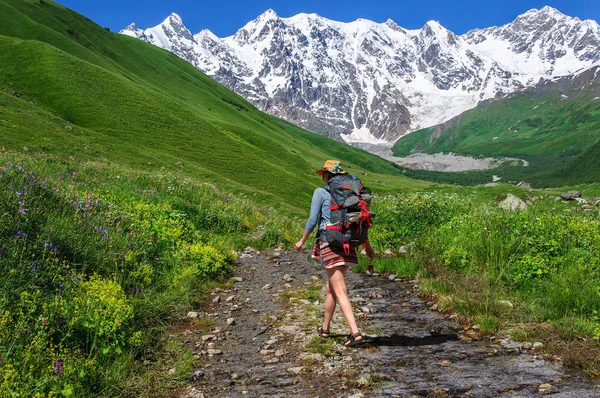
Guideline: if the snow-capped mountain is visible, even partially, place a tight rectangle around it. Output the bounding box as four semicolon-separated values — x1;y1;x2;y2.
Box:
121;6;600;144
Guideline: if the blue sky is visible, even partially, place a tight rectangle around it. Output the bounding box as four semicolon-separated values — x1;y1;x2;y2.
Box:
56;0;599;37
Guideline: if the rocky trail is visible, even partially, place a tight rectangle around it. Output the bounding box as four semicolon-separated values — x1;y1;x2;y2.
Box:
174;248;600;398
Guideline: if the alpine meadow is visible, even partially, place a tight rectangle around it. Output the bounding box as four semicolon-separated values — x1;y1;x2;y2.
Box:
1;0;600;396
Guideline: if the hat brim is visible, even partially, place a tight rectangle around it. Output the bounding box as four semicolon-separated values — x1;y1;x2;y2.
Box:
316;168;348;175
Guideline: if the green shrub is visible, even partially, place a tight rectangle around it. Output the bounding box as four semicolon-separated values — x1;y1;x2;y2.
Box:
182;243;236;279
369;192;466;250
66;275;134;356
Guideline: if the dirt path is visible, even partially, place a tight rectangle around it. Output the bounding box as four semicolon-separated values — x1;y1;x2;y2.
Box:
174;248;600;398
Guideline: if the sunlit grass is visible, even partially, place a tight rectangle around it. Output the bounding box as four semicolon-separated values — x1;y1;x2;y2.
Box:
0;151;302;395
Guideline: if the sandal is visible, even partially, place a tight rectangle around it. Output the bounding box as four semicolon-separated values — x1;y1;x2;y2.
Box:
317;326;330;338
344;331;363;346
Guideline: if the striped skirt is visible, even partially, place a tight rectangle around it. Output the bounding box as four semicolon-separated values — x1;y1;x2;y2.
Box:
312;241;358;269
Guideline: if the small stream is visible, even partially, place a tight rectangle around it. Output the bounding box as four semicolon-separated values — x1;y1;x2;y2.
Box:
346;273;600;397
177;249;600;398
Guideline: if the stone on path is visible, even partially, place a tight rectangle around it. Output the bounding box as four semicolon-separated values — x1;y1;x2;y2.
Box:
539;383;559;395
278;325;300;334
348;394;364;398
191;370;204;379
287;366;304;374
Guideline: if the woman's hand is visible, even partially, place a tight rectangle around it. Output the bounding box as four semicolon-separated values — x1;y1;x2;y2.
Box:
295;231;311;252
364;241;376;260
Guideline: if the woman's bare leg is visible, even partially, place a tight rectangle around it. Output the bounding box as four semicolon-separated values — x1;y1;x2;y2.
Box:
322;280;337;334
326;266;361;341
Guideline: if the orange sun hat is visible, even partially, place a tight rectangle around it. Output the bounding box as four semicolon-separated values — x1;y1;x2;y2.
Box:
316;160;348;175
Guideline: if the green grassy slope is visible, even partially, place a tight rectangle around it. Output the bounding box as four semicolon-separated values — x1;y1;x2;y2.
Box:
0;0;427;214
392;66;600;185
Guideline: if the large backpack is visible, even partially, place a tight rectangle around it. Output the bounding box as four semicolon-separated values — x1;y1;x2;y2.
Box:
324;174;374;254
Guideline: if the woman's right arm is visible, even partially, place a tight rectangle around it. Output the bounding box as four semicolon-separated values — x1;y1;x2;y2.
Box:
295;230;312;251
295;189;324;251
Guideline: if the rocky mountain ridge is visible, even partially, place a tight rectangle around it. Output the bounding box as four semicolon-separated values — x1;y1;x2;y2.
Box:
121;7;600;144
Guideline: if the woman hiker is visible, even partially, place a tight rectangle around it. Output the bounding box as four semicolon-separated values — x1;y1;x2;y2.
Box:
294;160;374;346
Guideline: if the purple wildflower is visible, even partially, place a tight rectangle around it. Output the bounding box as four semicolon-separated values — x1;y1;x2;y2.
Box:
135;286;141;294
16;165;23;171
43;241;59;253
32;263;37;272
15;230;27;238
54;359;63;374
6;162;12;167
18;208;28;215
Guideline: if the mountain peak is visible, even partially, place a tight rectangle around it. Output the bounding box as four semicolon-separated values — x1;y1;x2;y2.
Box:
258;9;279;20
519;6;568;22
123;22;137;31
385;19;405;33
198;28;216;37
424;20;444;29
233;9;283;44
420;20;450;38
165;13;183;23
535;6;564;16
